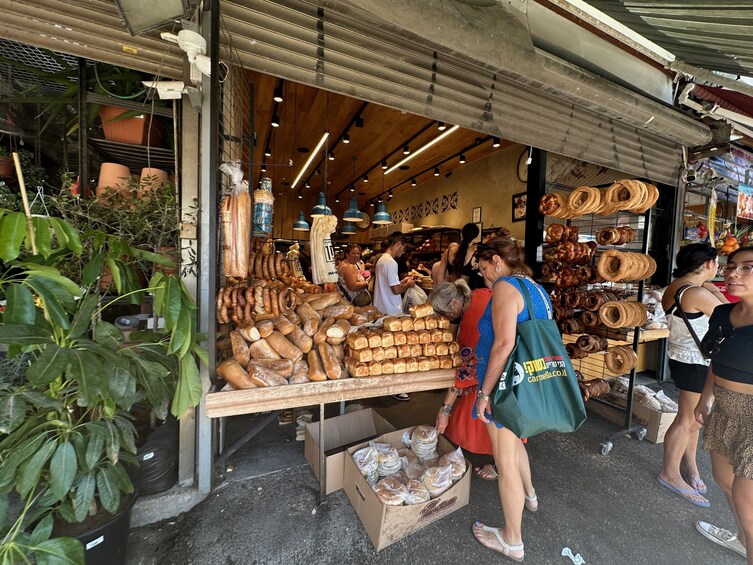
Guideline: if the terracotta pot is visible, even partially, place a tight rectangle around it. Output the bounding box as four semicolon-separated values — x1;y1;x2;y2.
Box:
138;167;168;199
99;105;164;147
96;162;131;204
0;156;13;179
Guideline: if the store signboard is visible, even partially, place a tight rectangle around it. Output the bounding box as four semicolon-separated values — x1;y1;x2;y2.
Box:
709;188;717;246
738;184;753;220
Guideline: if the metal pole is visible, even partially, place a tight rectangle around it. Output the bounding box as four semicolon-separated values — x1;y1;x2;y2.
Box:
318;403;327;505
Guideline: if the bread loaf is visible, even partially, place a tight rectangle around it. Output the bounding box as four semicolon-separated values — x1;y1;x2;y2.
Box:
384;345;398;359
413;317;426;331
436;343;449;356
326;335;345;346
346;332;369;351
323;303;354;320
410;344;423;357
247;362;289;387
217;359;256;389
296;302;322;336
368;360;382;376
327;319;351;338
248;338;282;360
256;319;274;338
418;330;431;344
313;318;335;345
383;316;403;332
397;344;411;358
380;332;395;348
350;312;369;326
442;330;454;343
407;332;420;345
247;359;294;379
452;353;462;367
430;329;444;343
266;331;304;363
308;293;341;312
381;359;395;374
393;358;407;374
288;326;313;354
406;358;418;372
289;358;310;384
401;317;415;332
367;330;382;349
371;347;385;362
307;349;327;382
448;342;460;354
352;348;374;363
230;331;251;366
437;316;451;329
417;357;431;371
304;291;337;303
237;325;261;342
439;356;453;369
423;343;436;356
427;355;440;370
318;342;343;379
393;331;407;346
424;315;439;330
331;343;345;361
347;359;370;378
411;303;434;318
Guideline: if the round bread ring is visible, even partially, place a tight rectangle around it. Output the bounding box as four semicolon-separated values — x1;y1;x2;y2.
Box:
550;193;574;218
597;249;624;281
646;256;657;278
546;223;566;244
549;288;562;305
599;302;624;328
581;310;600;326
614;301;633;327
620;179;648;211
629;180;651;211
637;254;652;280
596;227;619;245
568;186;601;215
635;183;660;214
604;182;626;209
605;347;632;375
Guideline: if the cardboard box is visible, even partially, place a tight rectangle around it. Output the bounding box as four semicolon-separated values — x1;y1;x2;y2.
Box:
343;427;471;551
586;398;676;444
305;408;395;495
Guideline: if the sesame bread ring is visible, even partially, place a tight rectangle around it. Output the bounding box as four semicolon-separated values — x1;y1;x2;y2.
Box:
568;186;601;215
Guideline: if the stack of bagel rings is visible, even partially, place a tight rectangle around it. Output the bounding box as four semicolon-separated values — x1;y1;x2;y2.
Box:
578;377;611;401
601;180;660;215
539;181;659;219
596;249;657;282
598;301;648;328
604;346;639;375
576;334;609;353
545;223;579;244
595;226;637;246
538;193;576;219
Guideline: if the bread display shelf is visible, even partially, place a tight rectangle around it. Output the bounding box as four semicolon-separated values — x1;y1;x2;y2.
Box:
206;369;455;418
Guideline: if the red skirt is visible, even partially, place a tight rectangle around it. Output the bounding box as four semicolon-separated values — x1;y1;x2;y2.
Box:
444;391;493;456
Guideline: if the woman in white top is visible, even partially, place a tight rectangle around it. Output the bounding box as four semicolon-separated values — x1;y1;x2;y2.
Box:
658;243;728;506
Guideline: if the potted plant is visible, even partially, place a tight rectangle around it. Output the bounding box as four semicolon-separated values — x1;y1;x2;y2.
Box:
0;207;206;564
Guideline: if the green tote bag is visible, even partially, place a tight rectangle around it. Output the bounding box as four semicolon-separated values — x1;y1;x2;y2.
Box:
490;277;587;438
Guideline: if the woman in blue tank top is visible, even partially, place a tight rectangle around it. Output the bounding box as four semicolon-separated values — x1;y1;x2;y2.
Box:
470;236;552;562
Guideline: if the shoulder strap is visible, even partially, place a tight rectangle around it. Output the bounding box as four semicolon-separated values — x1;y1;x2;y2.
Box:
673;285;707;357
503;276;540;320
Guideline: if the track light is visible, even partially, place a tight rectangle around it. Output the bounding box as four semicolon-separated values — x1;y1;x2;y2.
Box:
271;114;280;128
370;201;375;207
264;147;272;157
459;153;466;164
403;144;410;155
343;133;350;144
438;122;447;131
335;196;340;203
388;191;393;200
349;184;355;192
385;125;460;175
305;182;310;189
363;175;369;183
355;116;364;128
411;178;416;187
328;151;335;161
381;160;388;170
261;162;267;173
492;137;501;147
298;193;303;199
433;167;440;176
273;87;283;103
292;132;329;189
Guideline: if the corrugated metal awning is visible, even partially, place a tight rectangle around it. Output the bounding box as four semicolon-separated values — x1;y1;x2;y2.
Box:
587;1;753;79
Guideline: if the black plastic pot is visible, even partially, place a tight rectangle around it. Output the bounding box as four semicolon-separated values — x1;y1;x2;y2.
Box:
136;419;179;495
75;492;137;565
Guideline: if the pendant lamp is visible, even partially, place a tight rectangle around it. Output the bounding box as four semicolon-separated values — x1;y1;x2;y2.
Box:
343;196;363;222
341;221;357;235
293;210;310;231
311;192;332;218
373;201;392;225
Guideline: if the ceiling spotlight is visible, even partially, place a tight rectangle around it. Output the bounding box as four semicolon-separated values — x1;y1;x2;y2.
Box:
271;114;280;128
298;193;303;199
403;144;410;155
433;167;440;176
273;87;283;103
343;133;350;144
335;196;340;203
315;168;321;176
261;163;267;173
411;178;416;187
388;191;393;200
370;201;375;207
363;175;369;183
459;153;466;164
305;182;310;189
492;137;500;147
264;147;272;157
349;184;355;192
437;122;447;131
381;160;388;170
328;151;335;161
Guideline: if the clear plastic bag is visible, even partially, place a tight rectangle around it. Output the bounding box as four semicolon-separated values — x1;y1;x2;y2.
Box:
402;285;428;314
370;441;401;477
352;445;378;484
375;476;408;506
404;479;432;505
401;455;427;481
421;464;453;498
438;447;467;481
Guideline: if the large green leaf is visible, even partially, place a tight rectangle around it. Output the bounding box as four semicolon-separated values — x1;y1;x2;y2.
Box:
168;306;190;355
84;424;105;471
0;323;53;346
105;257;122;294
92;321;123;349
72;472;95;523
25;268;82;299
109;462;133;494
31;217;53;258
68;293;99;339
112;415;137;455
4;285;35;325
0;211;27;261
0;393;27;434
28;513;53;547
131;357;171;416
95;466;120;514
149;272;165;313
108;361;136;410
81;252;106;287
66;350;104;406
26;345;69;386
34;537;84;565
104;421;120;464
162;276;182;329
0;434;45;490
19;390;63;411
0;492;7;530
17;439;56;498
49;442;77;501
25;279;72;330
47;217;82;255
172;355;203;418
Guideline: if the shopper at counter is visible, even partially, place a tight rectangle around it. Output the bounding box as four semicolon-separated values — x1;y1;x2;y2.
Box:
695;246;753;562
336;244;372;307
373;232;415;317
659;243;727;507
470;236;544;562
430;280;498;480
450;222;485;290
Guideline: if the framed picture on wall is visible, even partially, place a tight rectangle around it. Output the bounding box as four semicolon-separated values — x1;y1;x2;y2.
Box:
472;206;482;223
472;222;483;244
512;192;527;222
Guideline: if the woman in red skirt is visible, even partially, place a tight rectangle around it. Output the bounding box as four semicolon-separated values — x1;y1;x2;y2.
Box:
429;279;535;500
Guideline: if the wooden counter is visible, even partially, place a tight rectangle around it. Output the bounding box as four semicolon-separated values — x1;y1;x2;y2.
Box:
206;369;455;418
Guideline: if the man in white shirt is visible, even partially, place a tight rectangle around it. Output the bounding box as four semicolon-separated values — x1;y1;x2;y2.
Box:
373;232;416;402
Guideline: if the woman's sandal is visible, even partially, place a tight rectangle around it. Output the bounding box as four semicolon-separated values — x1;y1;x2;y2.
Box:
472;522;524;562
474;464;499;480
524;493;538;513
685;475;707;495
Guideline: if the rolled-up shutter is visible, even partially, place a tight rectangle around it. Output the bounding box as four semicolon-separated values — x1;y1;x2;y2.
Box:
219;0;709;185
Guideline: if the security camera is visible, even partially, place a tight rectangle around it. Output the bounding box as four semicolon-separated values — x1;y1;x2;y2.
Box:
682;167;696;183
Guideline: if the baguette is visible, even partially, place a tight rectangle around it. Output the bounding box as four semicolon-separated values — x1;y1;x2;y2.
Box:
273;315;296;336
314;318;335;345
323;303;354;320
269;288;280;318
290;358;310;384
297;302;322;336
308;293;341;312
247;362;289;387
256;319;274;338
247;359;294;379
326;319;351;338
318;342;343;380
287;326;313;354
216;359;256;389
307;349;327;382
230;331;251;366
266;331;304;363
248;338;282;360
